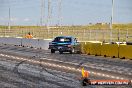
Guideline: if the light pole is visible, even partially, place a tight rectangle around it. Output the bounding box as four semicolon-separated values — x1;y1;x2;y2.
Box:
110;0;114;42
8;7;11;31
40;0;45;27
47;0;51;29
58;0;62;27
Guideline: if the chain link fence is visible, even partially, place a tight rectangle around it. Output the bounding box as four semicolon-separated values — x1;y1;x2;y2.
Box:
0;28;132;42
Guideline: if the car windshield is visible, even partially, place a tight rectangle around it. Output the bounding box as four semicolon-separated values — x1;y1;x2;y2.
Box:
53;37;71;43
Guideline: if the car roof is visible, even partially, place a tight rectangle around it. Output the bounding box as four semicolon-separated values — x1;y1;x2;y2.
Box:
55;36;74;38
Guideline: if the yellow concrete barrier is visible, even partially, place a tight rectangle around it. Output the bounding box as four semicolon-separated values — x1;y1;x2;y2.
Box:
101;44;118;58
108;44;118;58
81;41;119;57
85;42;91;55
90;43;102;56
82;41;102;56
101;43;109;57
119;44;132;59
80;42;91;54
80;42;87;54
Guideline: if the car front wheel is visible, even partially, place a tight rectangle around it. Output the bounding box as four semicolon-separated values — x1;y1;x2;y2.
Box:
51;49;55;53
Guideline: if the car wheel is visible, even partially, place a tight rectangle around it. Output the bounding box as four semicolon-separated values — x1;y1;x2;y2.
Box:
59;51;63;54
70;48;75;54
77;51;81;54
51;49;55;53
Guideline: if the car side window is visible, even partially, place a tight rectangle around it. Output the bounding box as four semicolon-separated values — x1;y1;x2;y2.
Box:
74;38;77;43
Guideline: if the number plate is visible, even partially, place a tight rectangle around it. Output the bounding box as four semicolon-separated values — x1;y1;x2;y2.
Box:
58;47;62;49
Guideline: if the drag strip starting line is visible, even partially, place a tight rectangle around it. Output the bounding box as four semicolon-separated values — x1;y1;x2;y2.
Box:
0;53;130;81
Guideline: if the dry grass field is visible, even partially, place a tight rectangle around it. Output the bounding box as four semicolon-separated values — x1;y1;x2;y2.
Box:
0;24;132;42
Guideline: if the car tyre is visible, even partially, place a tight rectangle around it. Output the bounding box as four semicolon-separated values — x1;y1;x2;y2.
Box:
77;51;81;54
59;51;63;54
70;48;75;54
51;49;55;53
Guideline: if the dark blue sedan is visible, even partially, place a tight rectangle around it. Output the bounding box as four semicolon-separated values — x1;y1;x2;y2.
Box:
49;36;81;54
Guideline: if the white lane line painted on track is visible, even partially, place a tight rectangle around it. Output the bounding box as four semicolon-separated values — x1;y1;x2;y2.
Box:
97;73;101;76
128;73;132;75
58;65;62;68
41;58;79;66
1;53;126;76
71;68;76;70
106;75;110;77
111;76;115;79
62;66;67;69
91;72;95;74
77;69;81;72
102;74;105;77
116;77;120;79
0;53;130;80
120;78;124;80
52;64;56;67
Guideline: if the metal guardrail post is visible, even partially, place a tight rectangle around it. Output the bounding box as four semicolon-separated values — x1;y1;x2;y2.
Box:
126;29;128;42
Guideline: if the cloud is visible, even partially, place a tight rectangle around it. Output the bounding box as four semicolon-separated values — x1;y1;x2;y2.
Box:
0;17;7;21
0;18;3;20
10;17;18;21
24;18;30;22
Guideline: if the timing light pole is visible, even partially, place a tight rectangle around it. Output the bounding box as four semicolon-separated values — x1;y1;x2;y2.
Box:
40;0;45;27
58;0;62;27
47;0;51;29
110;0;114;43
8;7;11;30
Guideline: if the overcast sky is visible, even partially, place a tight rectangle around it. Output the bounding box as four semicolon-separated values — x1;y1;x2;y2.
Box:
0;0;132;26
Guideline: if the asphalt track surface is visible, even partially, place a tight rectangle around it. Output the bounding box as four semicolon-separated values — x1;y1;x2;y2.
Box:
0;44;132;88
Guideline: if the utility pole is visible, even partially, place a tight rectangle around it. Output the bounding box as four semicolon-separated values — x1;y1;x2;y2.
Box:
110;0;114;42
46;0;51;38
58;0;62;27
8;7;11;30
40;0;45;27
47;0;51;29
126;29;128;42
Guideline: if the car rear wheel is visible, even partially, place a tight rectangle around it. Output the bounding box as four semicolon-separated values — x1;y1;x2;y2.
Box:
59;51;63;54
70;48;75;54
51;49;55;53
77;51;81;54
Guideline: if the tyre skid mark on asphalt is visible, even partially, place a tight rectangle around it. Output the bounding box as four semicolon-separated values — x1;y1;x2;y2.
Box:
41;56;132;76
0;67;36;88
0;59;77;88
83;64;132;75
0;54;80;87
1;44;132;65
47;54;132;75
0;81;18;88
0;53;130;81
